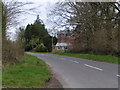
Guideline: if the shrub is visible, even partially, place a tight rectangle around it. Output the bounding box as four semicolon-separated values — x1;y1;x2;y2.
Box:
2;38;24;66
25;44;32;51
34;43;47;52
52;49;65;53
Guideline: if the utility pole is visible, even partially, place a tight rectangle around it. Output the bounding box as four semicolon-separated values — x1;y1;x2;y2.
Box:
52;33;54;52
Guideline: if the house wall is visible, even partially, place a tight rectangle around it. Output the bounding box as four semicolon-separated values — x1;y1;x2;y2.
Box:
56;30;80;50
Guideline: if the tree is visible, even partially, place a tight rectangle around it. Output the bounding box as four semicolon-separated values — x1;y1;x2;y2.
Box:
50;2;119;55
24;15;54;52
2;0;34;37
34;43;47;52
1;0;39;65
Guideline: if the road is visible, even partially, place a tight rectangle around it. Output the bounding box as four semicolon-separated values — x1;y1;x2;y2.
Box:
26;52;119;88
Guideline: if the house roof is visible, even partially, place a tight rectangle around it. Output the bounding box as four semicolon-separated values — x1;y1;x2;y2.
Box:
56;43;71;47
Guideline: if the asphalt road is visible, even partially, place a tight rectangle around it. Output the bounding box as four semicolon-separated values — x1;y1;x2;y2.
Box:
26;52;119;88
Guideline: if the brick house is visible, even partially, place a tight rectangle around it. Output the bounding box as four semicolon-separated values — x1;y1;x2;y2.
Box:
55;30;79;50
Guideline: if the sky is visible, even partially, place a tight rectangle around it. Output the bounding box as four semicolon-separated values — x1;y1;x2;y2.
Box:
18;0;57;29
6;0;119;40
7;0;58;40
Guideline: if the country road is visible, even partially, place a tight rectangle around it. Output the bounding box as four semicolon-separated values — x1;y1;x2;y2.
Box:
26;52;119;88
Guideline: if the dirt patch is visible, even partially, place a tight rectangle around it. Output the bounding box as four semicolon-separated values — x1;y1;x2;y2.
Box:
44;74;63;88
44;63;63;88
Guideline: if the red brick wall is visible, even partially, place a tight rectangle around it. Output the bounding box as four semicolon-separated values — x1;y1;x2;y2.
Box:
57;31;79;44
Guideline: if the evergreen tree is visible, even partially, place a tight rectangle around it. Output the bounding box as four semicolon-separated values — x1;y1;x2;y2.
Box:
24;15;57;52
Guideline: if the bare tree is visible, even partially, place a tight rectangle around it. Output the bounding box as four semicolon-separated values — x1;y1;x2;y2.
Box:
49;2;120;55
2;0;41;37
2;0;41;65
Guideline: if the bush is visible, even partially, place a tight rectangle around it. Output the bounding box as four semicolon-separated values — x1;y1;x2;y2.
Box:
34;43;47;52
52;49;65;53
2;38;24;66
25;44;32;51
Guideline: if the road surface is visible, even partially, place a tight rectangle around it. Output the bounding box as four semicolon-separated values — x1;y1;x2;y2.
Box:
26;52;119;88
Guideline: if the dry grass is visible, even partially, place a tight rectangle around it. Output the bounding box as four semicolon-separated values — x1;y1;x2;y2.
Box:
2;38;24;66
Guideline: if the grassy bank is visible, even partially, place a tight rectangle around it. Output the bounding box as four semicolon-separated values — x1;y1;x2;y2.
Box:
55;53;119;64
3;54;51;88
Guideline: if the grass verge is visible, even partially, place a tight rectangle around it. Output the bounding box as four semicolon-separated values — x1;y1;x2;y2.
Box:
2;54;51;88
54;52;119;64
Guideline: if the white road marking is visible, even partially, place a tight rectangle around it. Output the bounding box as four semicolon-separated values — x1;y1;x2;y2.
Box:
73;61;79;64
84;64;103;71
116;75;120;77
70;60;79;64
61;58;79;64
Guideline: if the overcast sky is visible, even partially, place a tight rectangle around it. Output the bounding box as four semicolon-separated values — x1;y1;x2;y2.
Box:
18;0;57;29
6;0;119;40
7;0;59;40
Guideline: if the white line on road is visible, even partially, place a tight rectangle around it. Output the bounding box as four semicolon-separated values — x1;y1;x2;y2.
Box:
70;60;79;64
84;64;103;71
116;75;120;77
